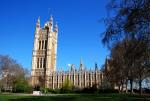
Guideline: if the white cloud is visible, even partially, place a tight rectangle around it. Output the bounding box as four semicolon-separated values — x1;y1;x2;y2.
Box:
67;64;71;67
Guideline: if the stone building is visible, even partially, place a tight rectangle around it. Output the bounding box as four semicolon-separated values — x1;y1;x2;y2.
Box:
31;16;103;89
44;62;103;89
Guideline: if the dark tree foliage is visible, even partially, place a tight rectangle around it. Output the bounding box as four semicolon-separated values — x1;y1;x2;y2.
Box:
106;39;150;94
102;0;150;46
102;0;150;94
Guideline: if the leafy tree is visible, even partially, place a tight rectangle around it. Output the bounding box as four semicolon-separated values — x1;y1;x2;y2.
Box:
0;55;32;93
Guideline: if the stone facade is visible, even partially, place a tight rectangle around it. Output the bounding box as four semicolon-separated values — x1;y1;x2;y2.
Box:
31;16;103;89
45;69;103;89
31;16;58;88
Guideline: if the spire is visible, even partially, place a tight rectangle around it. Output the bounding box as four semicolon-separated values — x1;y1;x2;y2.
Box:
36;17;40;28
50;15;53;20
80;57;84;71
95;62;98;71
49;15;53;25
80;57;83;66
37;17;40;23
71;64;75;71
54;22;58;32
106;56;108;66
49;15;53;32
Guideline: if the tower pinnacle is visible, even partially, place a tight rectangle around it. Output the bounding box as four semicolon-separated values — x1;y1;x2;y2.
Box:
37;17;40;23
36;17;40;28
54;22;58;32
95;62;98;70
80;57;84;71
49;15;53;25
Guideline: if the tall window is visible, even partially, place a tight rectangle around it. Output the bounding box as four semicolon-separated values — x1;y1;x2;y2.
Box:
40;58;42;68
43;58;46;68
45;40;47;49
37;58;39;68
39;41;41;50
51;43;55;68
42;40;44;49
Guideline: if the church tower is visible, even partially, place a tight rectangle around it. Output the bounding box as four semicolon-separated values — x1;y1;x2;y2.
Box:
31;16;58;87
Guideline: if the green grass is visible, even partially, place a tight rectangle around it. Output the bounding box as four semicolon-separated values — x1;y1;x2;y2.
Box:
0;93;150;101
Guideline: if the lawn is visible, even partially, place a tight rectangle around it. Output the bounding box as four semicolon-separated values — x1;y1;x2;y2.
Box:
0;93;150;101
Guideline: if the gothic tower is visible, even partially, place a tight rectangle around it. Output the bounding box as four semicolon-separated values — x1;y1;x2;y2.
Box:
31;16;58;87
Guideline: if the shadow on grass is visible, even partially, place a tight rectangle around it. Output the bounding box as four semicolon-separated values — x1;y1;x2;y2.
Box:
9;96;76;101
9;95;114;101
7;94;150;101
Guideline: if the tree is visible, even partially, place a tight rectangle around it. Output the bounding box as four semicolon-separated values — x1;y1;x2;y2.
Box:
102;0;150;94
133;40;150;94
106;40;129;92
0;55;32;93
106;39;150;94
102;0;150;46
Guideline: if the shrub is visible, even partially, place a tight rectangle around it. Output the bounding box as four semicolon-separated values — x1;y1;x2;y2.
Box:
13;82;33;93
144;88;150;94
80;86;98;94
98;89;119;93
40;88;60;94
60;77;73;93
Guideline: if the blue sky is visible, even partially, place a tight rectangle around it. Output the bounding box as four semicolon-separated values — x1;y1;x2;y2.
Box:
0;0;109;71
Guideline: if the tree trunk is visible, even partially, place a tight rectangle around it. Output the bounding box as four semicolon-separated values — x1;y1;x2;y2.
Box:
118;84;121;93
139;76;142;95
125;80;128;93
121;82;124;92
130;79;133;93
